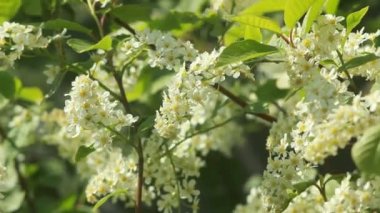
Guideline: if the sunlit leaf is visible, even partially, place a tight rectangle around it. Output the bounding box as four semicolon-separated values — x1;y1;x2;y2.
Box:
346;6;368;34
0;0;21;24
233;15;281;33
284;0;316;28
325;0;340;14
67;36;112;53
216;40;278;67
240;0;287;15
18;87;44;104
302;0;325;33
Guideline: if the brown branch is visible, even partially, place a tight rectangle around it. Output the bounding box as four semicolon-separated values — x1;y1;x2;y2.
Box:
113;17;137;36
212;84;277;123
108;52;143;213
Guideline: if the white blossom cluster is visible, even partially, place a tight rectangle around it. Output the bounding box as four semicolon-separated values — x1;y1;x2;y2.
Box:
237;14;380;212
155;48;251;139
0;22;51;69
137;29;199;71
64;75;138;148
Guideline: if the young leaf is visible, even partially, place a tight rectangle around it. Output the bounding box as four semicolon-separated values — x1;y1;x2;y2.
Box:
224;24;244;45
75;145;95;162
0;0;21;24
67;36;112;53
93;190;127;210
240;0;287;15
325;0;340;14
352;124;380;175
284;0;316;29
216;40;278;68
244;26;262;42
44;19;93;37
0;72;16;99
256;80;289;102
18;87;44;104
302;0;325;34
233;15;281;33
338;53;379;72
346;6;369;34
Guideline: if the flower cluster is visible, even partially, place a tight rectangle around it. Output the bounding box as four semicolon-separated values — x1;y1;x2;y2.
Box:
237;13;380;212
0;22;51;69
137;29;198;71
64;75;138;148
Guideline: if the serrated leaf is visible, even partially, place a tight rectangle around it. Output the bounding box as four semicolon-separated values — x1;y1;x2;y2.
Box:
216;40;278;68
346;6;368;34
44;19;93;36
256;80;289;102
75;145;95;162
18;87;44;103
302;0;325;34
93;189;127;211
0;0;21;24
325;0;339;14
0;71;15;99
338;53;379;72
240;0;287;15
284;0;316;28
111;4;152;23
233;15;281;33
67;36;112;53
352;124;380;175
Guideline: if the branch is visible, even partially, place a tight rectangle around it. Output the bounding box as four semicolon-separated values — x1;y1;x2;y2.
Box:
0;126;36;213
212;84;277;123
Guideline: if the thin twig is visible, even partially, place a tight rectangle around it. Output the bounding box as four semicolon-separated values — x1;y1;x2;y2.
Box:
212;84;277;123
0;126;36;213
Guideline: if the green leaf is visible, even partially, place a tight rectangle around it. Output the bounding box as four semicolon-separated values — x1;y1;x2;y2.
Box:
137;116;155;137
75;145;95;162
244;26;262;42
346;6;368;34
22;0;42;16
0;0;21;24
302;0;325;34
256;80;289;102
240;0;287;15
284;0;316;28
325;0;339;14
233;15;281;33
338;53;379;72
67;36;112;53
18;87;44;103
0;71;16;99
216;40;278;67
93;190;127;211
44;19;93;36
224;24;244;45
111;4;152;23
150;74;174;94
352;124;380;175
